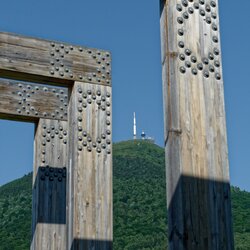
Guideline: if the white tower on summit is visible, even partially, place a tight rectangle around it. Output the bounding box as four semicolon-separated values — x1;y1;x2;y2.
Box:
133;112;137;140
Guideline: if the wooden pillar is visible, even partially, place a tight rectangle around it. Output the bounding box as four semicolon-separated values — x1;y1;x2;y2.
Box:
31;119;68;250
160;0;234;249
68;81;112;249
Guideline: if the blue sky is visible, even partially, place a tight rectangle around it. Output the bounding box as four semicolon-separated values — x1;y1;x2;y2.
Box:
0;1;249;191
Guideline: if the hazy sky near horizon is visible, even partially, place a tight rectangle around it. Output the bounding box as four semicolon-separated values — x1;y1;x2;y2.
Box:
0;1;249;191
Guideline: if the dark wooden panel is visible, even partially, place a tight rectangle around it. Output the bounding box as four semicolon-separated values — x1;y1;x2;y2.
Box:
0;78;68;121
0;32;111;86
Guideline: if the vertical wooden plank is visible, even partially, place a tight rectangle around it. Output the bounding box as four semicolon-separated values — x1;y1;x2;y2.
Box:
68;81;112;249
160;0;234;249
31;119;68;250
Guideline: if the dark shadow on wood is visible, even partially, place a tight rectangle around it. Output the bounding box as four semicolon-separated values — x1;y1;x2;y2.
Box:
168;175;234;249
160;0;166;16
71;239;112;250
34;166;67;224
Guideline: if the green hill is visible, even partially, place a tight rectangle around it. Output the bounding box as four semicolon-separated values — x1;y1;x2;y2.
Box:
0;140;250;249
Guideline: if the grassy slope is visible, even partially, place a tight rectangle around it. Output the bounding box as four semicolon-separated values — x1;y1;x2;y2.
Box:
0;140;249;249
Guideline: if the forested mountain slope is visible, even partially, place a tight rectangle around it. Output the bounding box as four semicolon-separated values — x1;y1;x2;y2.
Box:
0;140;249;249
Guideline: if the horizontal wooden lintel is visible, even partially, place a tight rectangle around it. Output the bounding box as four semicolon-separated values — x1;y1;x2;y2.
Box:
0;78;68;121
0;32;111;86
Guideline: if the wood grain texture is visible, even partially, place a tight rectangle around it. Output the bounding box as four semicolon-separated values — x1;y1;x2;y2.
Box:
31;119;68;250
0;32;111;86
160;0;234;249
68;81;112;249
0;78;68;121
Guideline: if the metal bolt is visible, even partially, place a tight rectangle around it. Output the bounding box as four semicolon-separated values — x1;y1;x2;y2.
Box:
178;41;185;48
209;65;215;73
197;63;203;70
179;54;185;61
210;1;216;7
177;17;184;24
188;7;194;14
208;53;214;60
180;66;186;74
212;23;218;31
205;4;211;12
214;60;220;67
191;56;197;63
215;72;221;80
182;0;188;7
185;49;192;56
178;29;184;36
206;17;212;24
213;48;220;55
183;12;189;19
202;58;209;65
212;36;218;43
176;4;182;11
192;68;198;75
211;12;217;19
194;3;199;9
185;61;191;68
200;9;205;16
203;70;209;78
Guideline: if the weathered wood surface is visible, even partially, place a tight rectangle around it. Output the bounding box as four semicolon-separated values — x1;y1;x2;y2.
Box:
68;81;112;249
160;0;234;249
0;32;111;86
31;119;68;250
0;78;68;121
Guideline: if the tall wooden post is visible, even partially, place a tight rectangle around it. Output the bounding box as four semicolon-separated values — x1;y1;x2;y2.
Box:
0;32;112;249
68;81;112;249
160;0;234;249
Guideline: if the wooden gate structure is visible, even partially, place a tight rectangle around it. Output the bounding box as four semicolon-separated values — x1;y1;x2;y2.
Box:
0;32;112;249
0;0;234;249
160;0;234;249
